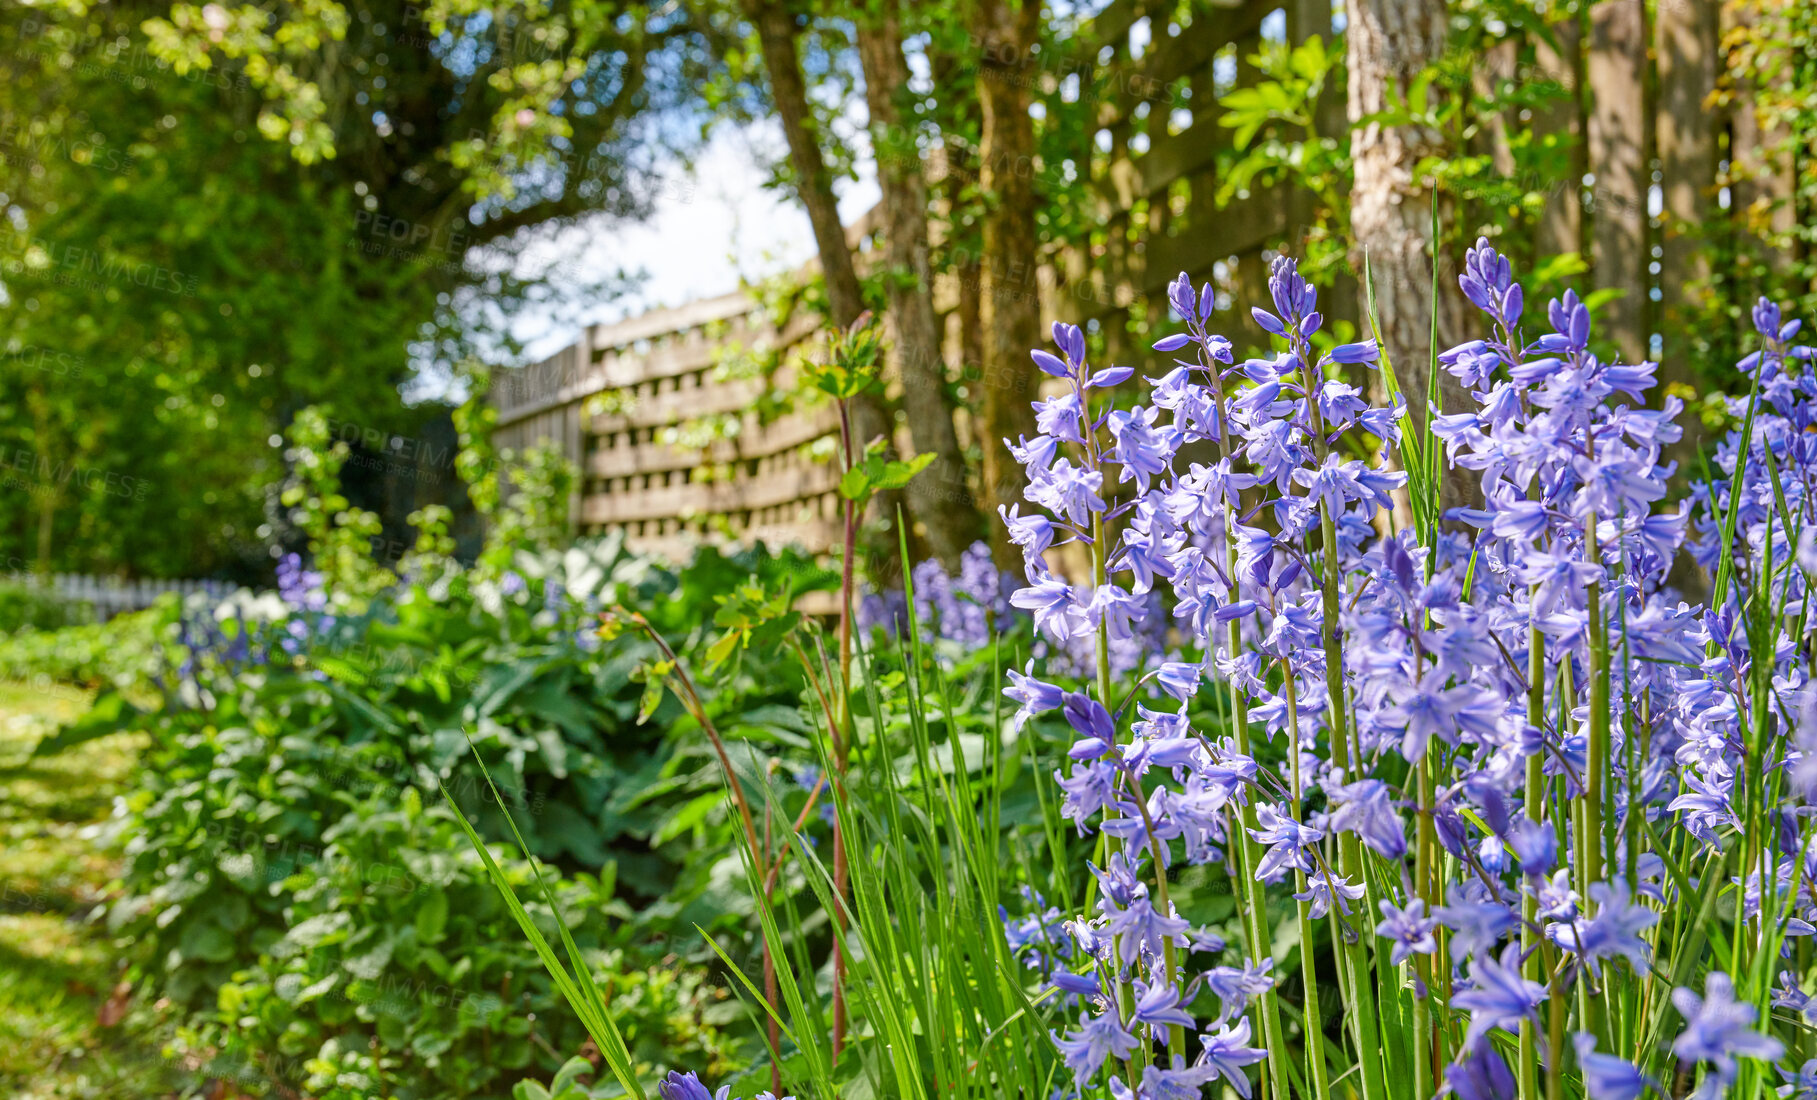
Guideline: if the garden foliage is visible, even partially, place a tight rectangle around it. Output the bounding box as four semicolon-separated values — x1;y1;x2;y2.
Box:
502;246;1817;1100
26;535;847;1098
23;248;1817;1100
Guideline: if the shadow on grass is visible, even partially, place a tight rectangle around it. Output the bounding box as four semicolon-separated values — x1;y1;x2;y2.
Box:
0;682;186;1099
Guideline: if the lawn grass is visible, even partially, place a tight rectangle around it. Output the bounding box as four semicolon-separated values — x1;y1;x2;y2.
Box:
0;679;185;1099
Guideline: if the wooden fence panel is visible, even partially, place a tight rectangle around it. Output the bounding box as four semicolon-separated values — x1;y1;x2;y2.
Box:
494;288;845;558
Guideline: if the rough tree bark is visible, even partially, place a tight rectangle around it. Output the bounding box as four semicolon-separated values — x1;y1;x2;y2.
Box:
1588;0;1649;364
1726;2;1798;283
743;0;866;327
1656;0;1716;467
1532;14;1585;262
741;0;910;569
1345;0;1471;504
930;49;986;466
974;0;1043;569
857;0;982;567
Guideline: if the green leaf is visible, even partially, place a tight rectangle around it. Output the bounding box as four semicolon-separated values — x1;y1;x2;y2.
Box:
549;1055;594;1095
29;691;140;757
703;629;743;670
1409;70;1433;116
871;452;936;492
838;464;871;501
414;889;449;943
178;920;236;963
636;676;665;724
653;790;723;845
441;743;650;1100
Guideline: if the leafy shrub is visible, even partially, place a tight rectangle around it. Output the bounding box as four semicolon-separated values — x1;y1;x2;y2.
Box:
0;579;94;631
71;537;837;1098
166;790;739;1100
0;603;164;691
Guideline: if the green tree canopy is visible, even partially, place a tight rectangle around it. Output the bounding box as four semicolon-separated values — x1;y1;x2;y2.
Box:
0;0;727;576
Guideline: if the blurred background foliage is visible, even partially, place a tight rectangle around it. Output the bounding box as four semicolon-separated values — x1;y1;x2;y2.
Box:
3;0;1810;581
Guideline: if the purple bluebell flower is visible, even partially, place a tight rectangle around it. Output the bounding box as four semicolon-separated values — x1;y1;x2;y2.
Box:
1197;1018;1267;1098
1049;968;1102;1000
1572;1032;1652;1100
1435;895;1518;963
1154;661;1202;701
1329;779;1408;859
1005;662;1066;730
1012;573;1086;643
1131;978;1197;1038
1025;458;1103;522
1248;803;1323;883
1295;868;1365;919
1453;943;1548;1050
1203;958;1275;1025
1442;1042;1518;1100
1779;1059;1817;1100
658;1072;727;1100
1376;897;1439;967
1055;761;1120;829
1063;692;1117;760
1054;1011;1140;1083
1032;348;1072;378
1546;881;1658;979
1671;972;1785;1090
1102;893;1189;969
1508;817;1557;877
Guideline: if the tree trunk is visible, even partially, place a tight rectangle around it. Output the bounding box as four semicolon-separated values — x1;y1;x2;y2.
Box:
1532;15;1585;263
1588;0;1649;363
743;0;865;328
931;48;986;464
25;383;60;576
974;0;1043;569
857;1;982;567
1726;2;1799;285
741;0;894;533
1656;0;1717;462
1345;0;1471;503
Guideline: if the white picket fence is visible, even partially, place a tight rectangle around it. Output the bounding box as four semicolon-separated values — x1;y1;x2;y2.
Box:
14;573;220;620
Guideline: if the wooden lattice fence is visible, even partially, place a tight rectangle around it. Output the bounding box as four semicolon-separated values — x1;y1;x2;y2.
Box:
491;286;847;559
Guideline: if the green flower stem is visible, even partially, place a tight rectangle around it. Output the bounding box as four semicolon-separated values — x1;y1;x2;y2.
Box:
1206;352;1289;1100
1581;511;1609;1048
1281;662;1331;1099
1229;646;1290;1100
1316;503;1387;1100
1127;775;1187;1055
1518;601;1545;1100
1304;347;1388;1100
1413;747;1438;1100
1091;510;1148;1079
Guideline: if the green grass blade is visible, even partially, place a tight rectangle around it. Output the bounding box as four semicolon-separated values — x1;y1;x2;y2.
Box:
439;762;648;1100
